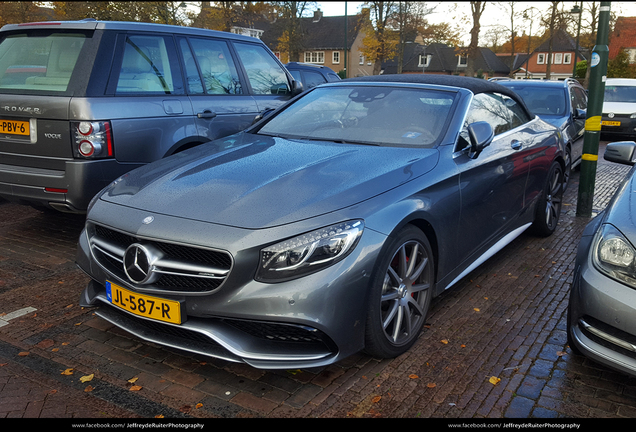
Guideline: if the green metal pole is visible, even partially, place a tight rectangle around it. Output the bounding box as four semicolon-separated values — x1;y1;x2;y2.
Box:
576;1;611;218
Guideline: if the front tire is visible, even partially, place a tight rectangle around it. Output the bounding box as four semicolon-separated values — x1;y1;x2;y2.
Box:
364;226;434;358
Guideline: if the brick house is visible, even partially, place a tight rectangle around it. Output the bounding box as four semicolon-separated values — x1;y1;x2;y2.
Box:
609;16;636;64
512;28;586;80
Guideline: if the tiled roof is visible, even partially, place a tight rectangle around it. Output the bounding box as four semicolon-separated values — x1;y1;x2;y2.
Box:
382;43;510;75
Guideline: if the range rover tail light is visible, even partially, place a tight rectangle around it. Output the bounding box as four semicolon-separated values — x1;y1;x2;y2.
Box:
72;121;113;159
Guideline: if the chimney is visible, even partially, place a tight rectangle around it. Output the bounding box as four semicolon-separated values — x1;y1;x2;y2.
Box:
313;9;322;22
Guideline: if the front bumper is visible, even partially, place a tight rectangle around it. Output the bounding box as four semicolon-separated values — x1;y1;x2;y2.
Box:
569;231;636;377
601;115;636;138
76;200;386;369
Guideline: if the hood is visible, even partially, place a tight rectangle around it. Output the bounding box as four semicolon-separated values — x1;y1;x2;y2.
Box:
603;101;636;115
102;133;439;228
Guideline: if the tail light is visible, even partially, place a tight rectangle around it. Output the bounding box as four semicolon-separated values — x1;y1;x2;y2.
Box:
72;121;113;159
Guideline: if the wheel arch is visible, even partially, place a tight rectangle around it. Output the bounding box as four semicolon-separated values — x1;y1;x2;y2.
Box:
163;136;210;158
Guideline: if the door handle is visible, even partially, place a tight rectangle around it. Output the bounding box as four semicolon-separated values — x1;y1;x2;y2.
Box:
511;140;522;150
197;110;217;119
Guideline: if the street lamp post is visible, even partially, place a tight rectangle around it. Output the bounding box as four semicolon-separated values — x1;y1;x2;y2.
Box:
523;7;539;79
571;2;583;78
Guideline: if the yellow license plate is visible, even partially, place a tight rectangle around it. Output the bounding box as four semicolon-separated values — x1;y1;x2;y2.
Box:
106;281;183;324
0;119;29;136
602;120;621;126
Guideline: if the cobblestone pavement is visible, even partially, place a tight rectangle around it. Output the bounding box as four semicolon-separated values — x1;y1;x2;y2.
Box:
1;142;636;421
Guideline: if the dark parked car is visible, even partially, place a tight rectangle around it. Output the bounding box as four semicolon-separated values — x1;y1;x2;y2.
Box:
77;75;565;369
497;78;587;188
568;140;636;377
285;62;340;91
0;20;300;213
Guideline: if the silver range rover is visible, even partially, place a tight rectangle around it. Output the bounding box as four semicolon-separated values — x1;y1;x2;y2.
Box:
0;19;299;213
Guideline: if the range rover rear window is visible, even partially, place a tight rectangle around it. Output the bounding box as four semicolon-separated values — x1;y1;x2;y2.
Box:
0;32;85;92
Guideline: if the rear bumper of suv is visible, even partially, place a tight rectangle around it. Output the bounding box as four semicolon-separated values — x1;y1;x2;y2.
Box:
0;157;142;213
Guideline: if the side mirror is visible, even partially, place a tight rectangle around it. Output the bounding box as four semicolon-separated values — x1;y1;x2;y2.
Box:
467;121;494;158
291;79;304;96
604;141;636;166
574;108;586;119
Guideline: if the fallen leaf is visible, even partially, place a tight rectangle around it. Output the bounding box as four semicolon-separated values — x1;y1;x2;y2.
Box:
61;368;74;376
489;376;501;385
48;389;58;395
18;352;29;357
80;374;94;383
52;348;59;352
484;297;488;300
441;339;449;344
74;322;82;326
409;374;419;379
155;415;164;419
0;363;7;367
128;377;139;383
62;342;69;346
556;351;567;357
195;403;203;409
84;385;94;392
180;405;192;413
371;395;381;403
461;344;466;348
427;383;436;388
129;385;142;391
474;308;480;312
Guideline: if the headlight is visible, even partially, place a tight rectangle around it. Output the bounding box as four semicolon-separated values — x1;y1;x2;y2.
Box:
256;220;364;282
593;224;636;288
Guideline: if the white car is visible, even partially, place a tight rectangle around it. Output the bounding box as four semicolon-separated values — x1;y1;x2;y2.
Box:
601;78;636;138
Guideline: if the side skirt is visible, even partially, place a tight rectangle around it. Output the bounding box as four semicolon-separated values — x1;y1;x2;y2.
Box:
443;222;532;292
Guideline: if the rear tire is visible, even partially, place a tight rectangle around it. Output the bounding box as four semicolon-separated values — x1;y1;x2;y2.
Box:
532;161;564;237
364;226;434;358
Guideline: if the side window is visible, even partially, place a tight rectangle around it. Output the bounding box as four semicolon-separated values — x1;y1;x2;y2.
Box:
178;37;203;94
188;37;242;95
289;69;302;83
571;87;587;111
458;93;515;150
233;42;290;95
303;71;327;89
503;94;531;129
116;35;181;94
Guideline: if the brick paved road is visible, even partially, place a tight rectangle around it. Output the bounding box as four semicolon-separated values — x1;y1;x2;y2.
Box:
2;142;636;420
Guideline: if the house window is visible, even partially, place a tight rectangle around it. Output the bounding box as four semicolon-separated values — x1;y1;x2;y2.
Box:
359;54;364;65
418;54;431;67
457;54;467;67
333;51;340;64
553;53;563;64
304;51;325;64
564;53;572;64
537;53;545;64
627;48;636;64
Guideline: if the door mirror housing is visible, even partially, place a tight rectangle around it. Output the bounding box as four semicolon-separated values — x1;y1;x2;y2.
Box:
604;141;636;166
467;121;494;158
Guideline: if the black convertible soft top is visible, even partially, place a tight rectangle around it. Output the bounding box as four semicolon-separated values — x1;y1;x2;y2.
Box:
345;74;531;115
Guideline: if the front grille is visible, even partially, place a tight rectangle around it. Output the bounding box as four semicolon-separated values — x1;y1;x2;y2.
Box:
89;223;233;293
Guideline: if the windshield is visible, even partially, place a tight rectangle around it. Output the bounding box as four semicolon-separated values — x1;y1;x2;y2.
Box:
0;32;85;92
501;85;566;116
604;85;636;103
257;86;456;148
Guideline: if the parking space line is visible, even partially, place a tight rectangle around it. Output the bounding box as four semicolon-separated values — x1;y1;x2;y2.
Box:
0;306;37;327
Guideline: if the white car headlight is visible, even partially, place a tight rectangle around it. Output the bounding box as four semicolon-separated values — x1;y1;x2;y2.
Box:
256;220;364;282
593;224;636;288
